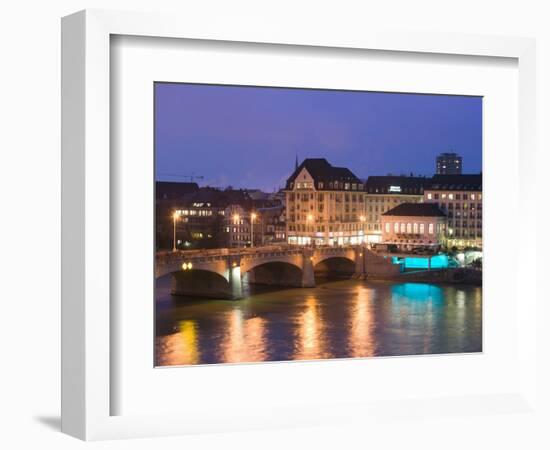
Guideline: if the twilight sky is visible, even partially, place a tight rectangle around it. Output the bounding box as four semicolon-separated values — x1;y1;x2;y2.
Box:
155;83;482;192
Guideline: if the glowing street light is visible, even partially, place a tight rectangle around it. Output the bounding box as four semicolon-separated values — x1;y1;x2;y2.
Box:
172;211;180;252
233;213;240;224
250;212;257;248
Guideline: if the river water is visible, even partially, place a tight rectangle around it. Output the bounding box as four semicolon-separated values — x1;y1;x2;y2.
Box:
155;278;482;366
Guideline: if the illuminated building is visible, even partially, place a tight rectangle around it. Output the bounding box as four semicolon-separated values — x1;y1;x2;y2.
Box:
285;158;366;246
364;176;429;244
380;203;447;251
436;152;463;174
423;174;482;248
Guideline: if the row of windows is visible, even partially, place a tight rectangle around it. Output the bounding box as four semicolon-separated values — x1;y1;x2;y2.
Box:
288;222;365;233
438;202;482;210
291;181;363;191
427;192;482;201
366;196;421;203
448;221;482;228
384;222;438;235
288;193;364;202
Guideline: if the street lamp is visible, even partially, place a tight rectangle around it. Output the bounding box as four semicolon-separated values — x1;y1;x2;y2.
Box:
232;213;241;248
172;211;180;252
250;212;257;248
360;215;366;244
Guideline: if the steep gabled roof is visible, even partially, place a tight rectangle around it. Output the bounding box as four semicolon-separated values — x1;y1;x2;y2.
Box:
285;158;362;189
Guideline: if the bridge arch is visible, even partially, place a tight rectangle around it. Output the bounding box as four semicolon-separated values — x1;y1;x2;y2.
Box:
313;255;357;279
155;258;229;280
242;260;305;287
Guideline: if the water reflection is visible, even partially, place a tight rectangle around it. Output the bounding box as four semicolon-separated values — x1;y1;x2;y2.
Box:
348;287;376;357
155;279;482;366
156;320;200;366
294;296;330;360
220;309;267;363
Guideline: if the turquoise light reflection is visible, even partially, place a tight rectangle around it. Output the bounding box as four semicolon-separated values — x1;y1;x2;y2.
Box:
391;283;443;303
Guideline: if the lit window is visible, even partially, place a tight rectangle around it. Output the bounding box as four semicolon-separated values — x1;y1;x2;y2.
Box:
449;194;454;200
406;223;412;233
427;193;432;200
385;223;390;233
428;223;434;234
401;223;406;233
413;223;418;234
420;223;425;234
394;222;399;233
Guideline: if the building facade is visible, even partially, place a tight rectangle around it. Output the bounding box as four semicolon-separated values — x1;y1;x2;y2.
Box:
381;203;447;251
285;158;367;246
257;205;286;245
364;176;429;244
423;174;482;248
436;152;463;175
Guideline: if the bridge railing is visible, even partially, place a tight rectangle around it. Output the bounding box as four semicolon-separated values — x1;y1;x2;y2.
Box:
156;244;363;265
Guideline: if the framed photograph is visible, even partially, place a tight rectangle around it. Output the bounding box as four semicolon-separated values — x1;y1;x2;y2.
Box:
62;9;538;440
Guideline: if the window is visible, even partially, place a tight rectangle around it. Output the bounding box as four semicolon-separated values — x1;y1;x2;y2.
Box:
385;223;390;233
413;223;418;234
448;193;454;200
406;223;412;233
419;223;425;234
401;223;406;233
394;222;399;233
427;193;432;200
428;223;434;234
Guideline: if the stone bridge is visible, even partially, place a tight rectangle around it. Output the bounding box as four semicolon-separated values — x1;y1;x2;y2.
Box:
156;245;387;300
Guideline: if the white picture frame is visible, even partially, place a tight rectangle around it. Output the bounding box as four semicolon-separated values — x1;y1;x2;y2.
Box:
61;9;538;441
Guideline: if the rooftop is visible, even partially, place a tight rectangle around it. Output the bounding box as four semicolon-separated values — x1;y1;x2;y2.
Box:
156;181;200;200
365;175;430;194
428;174;482;191
382;203;446;217
285;158;363;190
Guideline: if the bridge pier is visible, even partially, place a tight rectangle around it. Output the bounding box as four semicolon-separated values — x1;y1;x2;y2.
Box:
354;246;367;279
301;249;316;288
228;255;243;300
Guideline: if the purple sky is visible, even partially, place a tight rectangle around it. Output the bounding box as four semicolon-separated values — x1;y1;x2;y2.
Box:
155;83;482;192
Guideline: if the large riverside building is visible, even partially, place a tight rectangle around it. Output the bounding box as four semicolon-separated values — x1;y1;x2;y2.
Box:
381;203;447;251
436;152;463;175
423;174;482;248
285;158;367;246
364;176;429;244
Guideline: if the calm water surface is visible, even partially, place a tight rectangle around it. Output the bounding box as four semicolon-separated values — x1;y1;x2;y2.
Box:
155;278;482;366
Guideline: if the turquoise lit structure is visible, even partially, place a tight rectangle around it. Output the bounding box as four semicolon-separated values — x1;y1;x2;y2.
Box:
390;254;458;271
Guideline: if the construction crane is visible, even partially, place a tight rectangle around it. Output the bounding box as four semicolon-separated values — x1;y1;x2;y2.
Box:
159;173;204;182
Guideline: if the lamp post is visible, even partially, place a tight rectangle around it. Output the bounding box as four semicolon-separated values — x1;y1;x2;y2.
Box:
360;215;366;245
307;214;313;246
250;212;257;248
172;211;180;252
233;213;240;248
